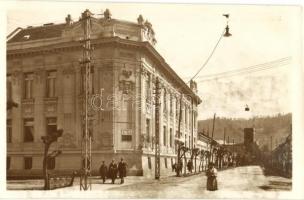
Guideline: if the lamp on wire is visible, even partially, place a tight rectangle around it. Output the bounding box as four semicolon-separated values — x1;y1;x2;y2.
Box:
223;14;232;37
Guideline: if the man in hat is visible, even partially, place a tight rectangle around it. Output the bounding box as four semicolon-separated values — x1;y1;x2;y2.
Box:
118;158;127;184
108;159;118;184
99;161;107;184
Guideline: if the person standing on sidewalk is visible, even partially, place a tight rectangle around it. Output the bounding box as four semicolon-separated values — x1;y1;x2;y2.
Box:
108;159;118;184
206;162;218;191
99;161;107;184
118;158;127;184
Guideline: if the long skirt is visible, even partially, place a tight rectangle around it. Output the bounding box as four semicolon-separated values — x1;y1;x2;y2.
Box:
207;176;218;191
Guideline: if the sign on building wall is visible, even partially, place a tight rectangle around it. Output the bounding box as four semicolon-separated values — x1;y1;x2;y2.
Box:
121;129;133;142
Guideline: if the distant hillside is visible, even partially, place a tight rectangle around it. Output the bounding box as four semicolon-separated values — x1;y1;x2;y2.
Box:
198;113;291;149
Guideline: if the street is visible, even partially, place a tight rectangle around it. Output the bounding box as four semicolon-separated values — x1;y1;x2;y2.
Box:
7;165;291;198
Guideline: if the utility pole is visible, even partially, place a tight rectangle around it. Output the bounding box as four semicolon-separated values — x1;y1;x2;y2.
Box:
176;91;183;177
211;113;216;139
210;113;216;163
223;127;226;145
270;135;273;167
154;77;161;180
79;9;93;191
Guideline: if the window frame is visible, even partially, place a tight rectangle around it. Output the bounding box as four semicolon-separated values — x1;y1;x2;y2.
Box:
24;72;34;99
24;157;32;170
23;118;34;143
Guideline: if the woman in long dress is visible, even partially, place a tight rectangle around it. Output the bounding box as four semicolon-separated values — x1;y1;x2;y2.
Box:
206;162;218;191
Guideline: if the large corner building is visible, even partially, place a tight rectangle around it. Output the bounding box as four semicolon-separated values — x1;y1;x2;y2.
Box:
6;10;201;177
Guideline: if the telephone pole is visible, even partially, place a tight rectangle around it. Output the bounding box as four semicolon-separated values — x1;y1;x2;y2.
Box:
79;9;93;191
154;77;161;179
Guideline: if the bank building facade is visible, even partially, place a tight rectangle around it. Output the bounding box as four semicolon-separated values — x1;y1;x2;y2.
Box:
6;9;201;178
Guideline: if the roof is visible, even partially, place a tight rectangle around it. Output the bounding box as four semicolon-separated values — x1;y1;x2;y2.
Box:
8;23;66;43
7;18;201;103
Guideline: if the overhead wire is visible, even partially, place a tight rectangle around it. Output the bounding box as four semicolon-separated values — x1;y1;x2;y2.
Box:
195;59;290;82
188;57;290;80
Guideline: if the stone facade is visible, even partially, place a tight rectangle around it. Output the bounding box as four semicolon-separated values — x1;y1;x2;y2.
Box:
7;11;201;178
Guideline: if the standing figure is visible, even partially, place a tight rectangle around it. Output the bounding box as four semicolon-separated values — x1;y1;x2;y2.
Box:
108;159;118;184
99;161;107;184
118;158;127;184
206;162;218;191
187;160;193;173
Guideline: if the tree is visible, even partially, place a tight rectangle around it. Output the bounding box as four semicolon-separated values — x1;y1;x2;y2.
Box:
41;129;63;190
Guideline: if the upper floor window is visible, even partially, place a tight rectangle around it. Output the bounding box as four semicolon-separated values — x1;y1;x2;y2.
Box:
7;119;12;143
46;117;57;136
24;73;34;99
146;118;150;143
46;71;57;97
163;89;167;112
163;126;167;146
24;118;34;142
169;128;173;147
169;94;173;115
145;74;151;102
175;98;179;118
7;75;12;101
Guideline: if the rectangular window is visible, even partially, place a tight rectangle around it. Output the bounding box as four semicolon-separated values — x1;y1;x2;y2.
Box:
7;75;12;101
46;71;57;97
169;128;173;147
170;95;173;115
7;119;12;143
163;126;167;146
163;90;167;112
164;158;167;168
24;157;32;170
148;156;151;169
46;117;57;136
189;136;191;148
24;73;34;99
145;74;151;102
175;98;179;118
122;135;132;141
47;157;55;170
7;157;11;170
185;107;188;126
146;118;150;143
24;118;34;142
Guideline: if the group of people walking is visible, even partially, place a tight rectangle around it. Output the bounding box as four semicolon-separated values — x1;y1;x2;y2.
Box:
99;158;127;184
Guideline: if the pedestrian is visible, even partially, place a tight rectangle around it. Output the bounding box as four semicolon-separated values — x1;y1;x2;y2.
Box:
108;159;118;184
187;160;193;173
99;161;107;184
206;162;218;191
172;163;176;172
118;158;127;184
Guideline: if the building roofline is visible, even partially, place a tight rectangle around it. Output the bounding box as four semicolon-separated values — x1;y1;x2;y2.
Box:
7;36;201;102
7;27;23;42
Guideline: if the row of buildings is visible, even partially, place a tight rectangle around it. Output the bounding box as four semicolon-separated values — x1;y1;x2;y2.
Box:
6;9;205;178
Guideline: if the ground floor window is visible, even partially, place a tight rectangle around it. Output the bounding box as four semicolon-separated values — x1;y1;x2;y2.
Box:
7;157;11;170
148;156;151;169
164;158;168;168
47;157;55;170
24;157;32;170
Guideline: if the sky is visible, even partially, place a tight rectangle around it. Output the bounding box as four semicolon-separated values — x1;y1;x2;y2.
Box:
3;0;302;119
